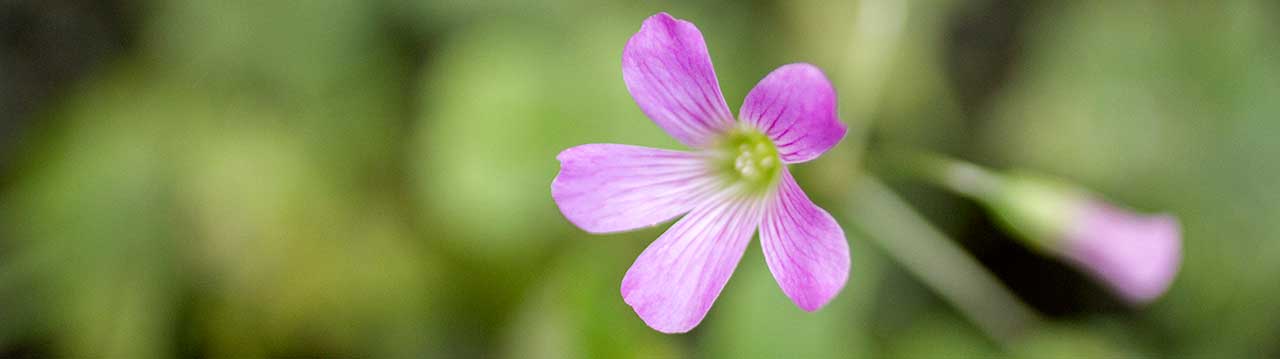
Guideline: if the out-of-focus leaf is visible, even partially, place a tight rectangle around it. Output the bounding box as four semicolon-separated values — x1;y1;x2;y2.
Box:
2;68;178;359
411;17;677;259
177;123;436;357
500;238;679;359
144;0;411;189
143;0;380;96
154;75;436;355
2;62;438;357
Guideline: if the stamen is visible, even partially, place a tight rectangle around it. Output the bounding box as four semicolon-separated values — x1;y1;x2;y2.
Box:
713;127;781;191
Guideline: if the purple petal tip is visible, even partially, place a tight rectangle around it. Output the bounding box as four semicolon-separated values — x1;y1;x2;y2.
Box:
1063;202;1182;305
622;12;735;148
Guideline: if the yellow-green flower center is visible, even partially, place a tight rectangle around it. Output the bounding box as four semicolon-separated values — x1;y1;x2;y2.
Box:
716;128;781;191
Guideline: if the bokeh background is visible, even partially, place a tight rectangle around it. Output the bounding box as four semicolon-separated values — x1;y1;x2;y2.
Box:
2;0;1278;357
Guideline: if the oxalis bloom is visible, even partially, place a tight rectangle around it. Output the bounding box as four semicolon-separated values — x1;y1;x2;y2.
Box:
551;12;849;333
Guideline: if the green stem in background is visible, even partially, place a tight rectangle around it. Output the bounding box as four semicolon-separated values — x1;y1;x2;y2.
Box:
871;147;1081;252
845;176;1042;347
871;147;1004;199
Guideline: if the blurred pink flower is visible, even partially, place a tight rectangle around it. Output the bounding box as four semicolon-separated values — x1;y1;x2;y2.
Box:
1061;200;1181;304
979;172;1182;305
551;12;849;333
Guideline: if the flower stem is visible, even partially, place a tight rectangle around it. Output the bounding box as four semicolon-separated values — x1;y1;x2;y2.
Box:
845;175;1042;347
871;147;1004;200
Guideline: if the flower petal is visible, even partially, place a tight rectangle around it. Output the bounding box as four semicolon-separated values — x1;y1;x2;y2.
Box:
740;63;847;163
759;169;849;311
552;144;721;234
621;193;764;333
622;12;735;148
1062;201;1181;304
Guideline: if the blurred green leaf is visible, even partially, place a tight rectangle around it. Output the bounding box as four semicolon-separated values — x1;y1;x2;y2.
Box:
411;16;677;259
501;239;680;359
144;0;381;96
3;68;178;359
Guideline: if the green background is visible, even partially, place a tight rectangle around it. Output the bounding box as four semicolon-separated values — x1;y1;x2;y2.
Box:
1;0;1277;357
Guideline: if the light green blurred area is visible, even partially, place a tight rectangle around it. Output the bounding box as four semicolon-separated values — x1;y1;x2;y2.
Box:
1;0;1278;357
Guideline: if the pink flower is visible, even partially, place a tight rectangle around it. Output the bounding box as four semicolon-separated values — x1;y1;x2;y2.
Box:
978;172;1182;305
1061;200;1181;304
551;13;849;333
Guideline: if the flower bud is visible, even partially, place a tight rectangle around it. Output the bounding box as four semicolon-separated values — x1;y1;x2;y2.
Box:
982;173;1182;305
